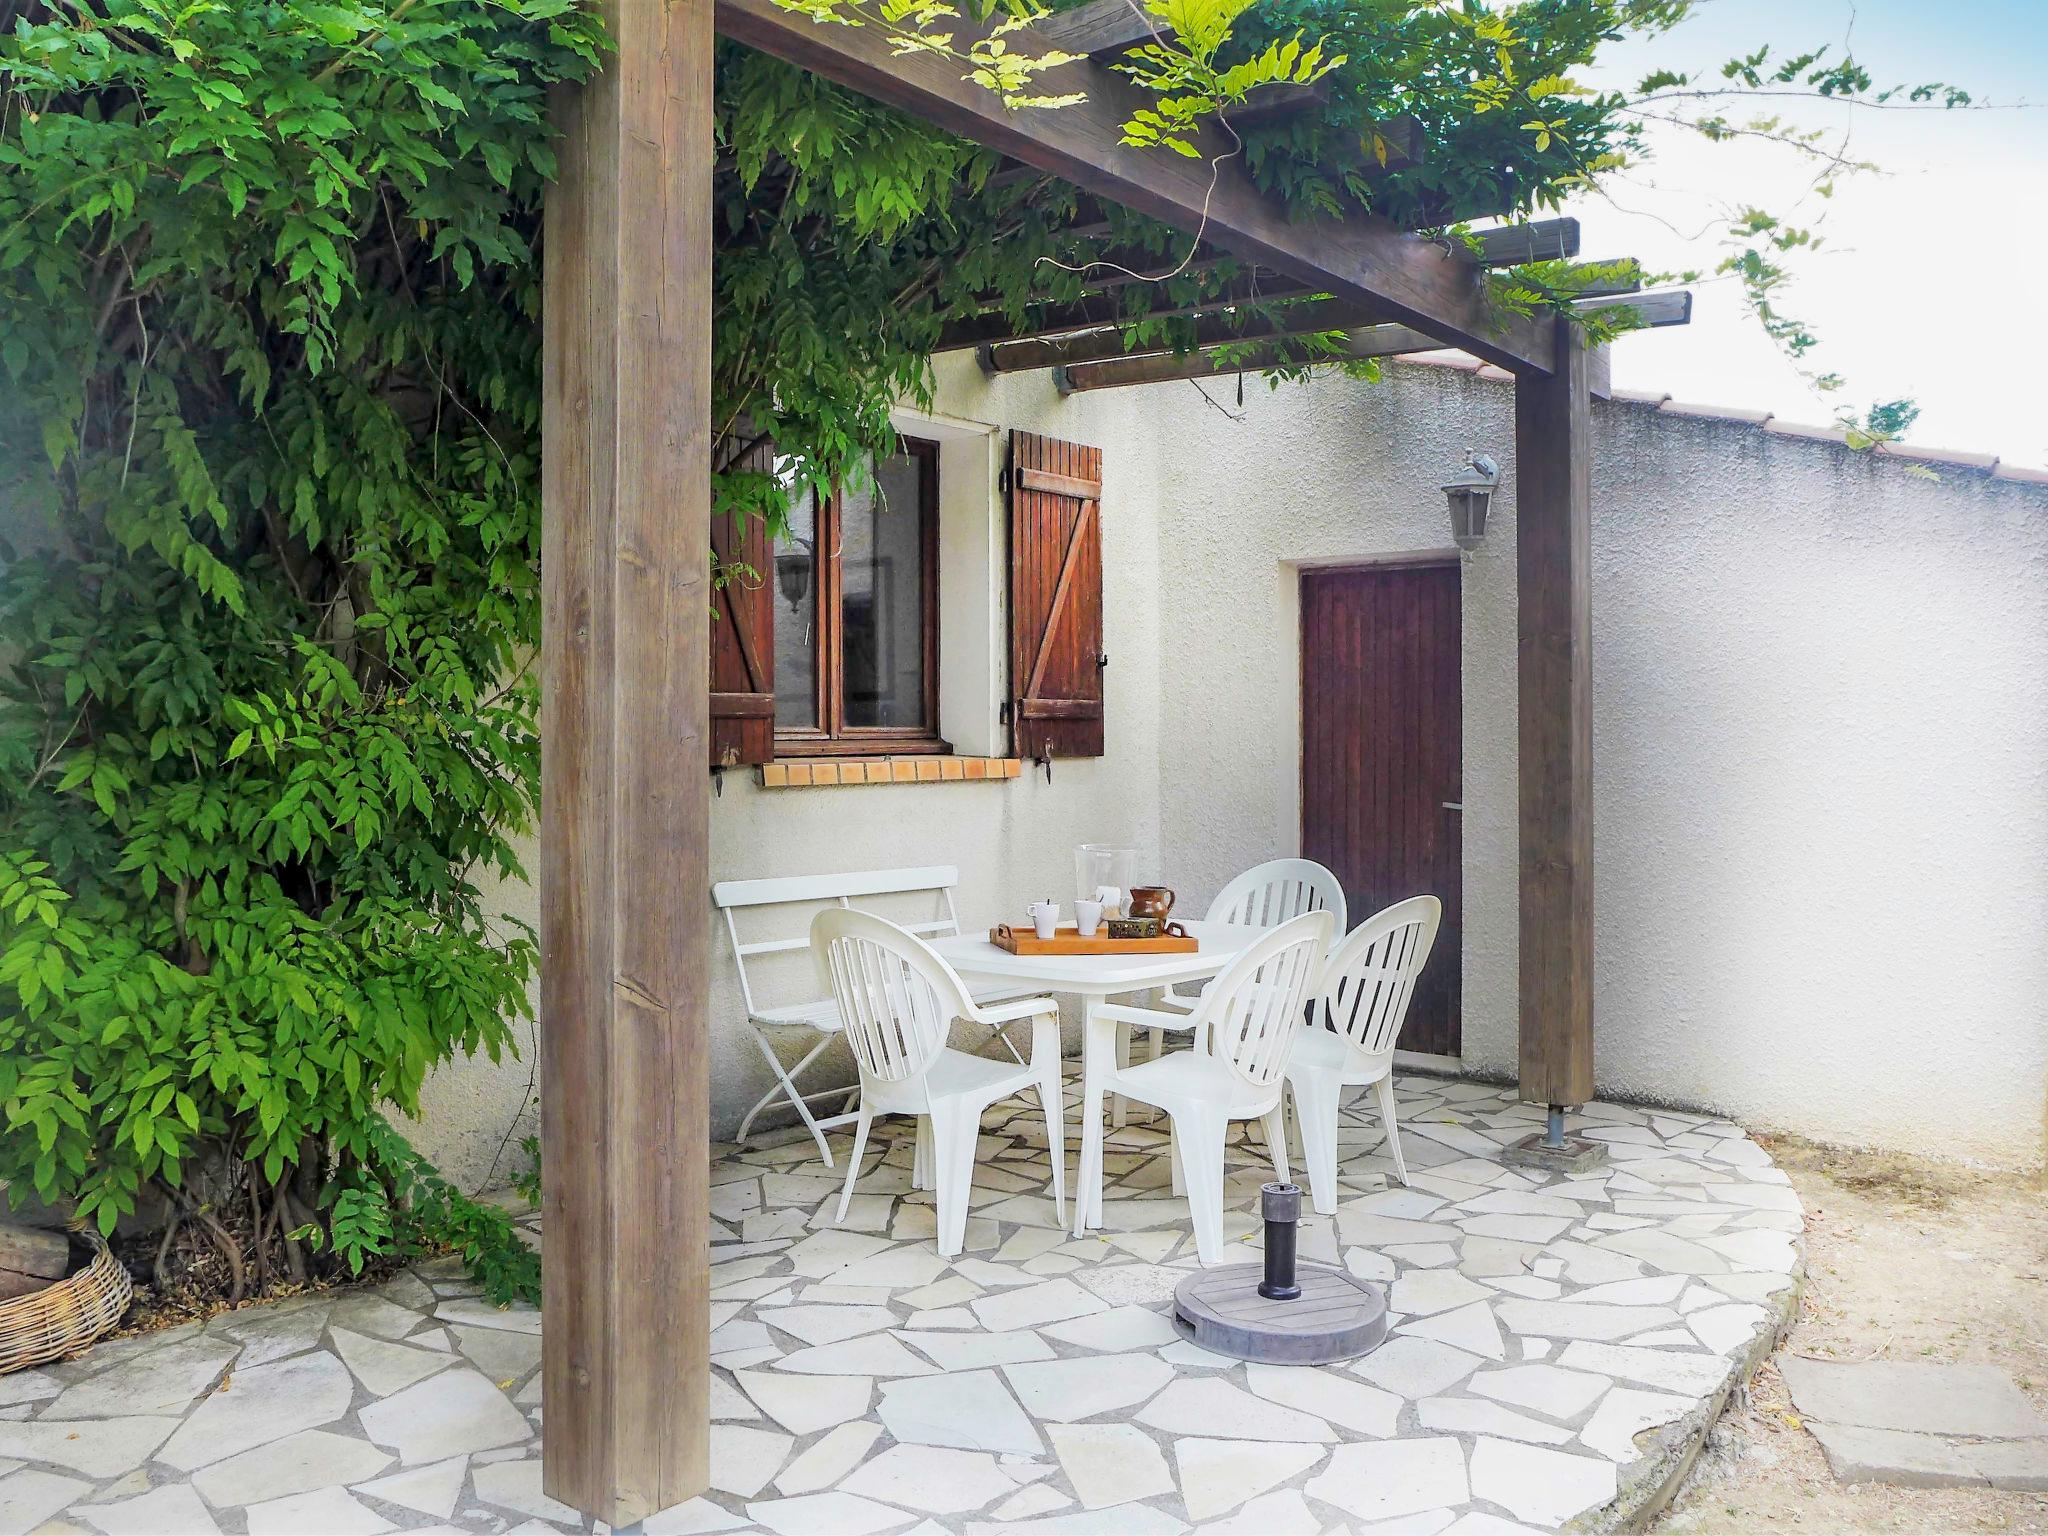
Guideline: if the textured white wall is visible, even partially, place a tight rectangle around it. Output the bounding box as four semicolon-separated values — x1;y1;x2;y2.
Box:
397;357;2047;1179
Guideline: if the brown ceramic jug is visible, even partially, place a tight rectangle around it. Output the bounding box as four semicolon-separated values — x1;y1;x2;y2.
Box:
1127;886;1175;921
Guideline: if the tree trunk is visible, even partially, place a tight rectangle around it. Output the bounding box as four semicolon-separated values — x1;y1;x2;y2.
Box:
0;1221;71;1299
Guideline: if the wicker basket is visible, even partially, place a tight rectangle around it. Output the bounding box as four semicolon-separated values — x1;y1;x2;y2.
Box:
0;1231;132;1375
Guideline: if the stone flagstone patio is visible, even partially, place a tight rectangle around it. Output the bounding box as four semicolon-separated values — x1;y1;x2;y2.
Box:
0;1073;1801;1536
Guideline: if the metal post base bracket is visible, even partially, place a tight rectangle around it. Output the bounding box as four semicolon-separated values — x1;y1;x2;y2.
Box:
1503;1129;1610;1175
1173;1263;1388;1365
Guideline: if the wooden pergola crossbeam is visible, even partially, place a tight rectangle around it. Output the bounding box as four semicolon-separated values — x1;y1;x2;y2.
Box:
966;221;1594;367
1053;322;1440;393
713;0;1556;375
1046;285;1689;393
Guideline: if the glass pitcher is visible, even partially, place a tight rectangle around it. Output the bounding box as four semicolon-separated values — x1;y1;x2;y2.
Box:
1074;843;1137;918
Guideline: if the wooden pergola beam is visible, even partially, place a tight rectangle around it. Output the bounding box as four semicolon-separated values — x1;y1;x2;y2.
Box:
713;0;1557;374
955;219;1589;360
937;271;1324;353
1054;323;1440;392
1045;282;1686;393
1027;0;1170;57
539;0;712;1524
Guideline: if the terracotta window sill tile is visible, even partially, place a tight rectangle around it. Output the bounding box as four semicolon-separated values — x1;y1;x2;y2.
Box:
759;756;1022;788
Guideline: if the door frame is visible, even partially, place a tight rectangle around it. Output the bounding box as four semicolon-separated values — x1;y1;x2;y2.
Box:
1297;555;1465;1066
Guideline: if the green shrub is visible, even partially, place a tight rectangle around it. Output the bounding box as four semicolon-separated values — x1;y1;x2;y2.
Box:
0;0;603;1304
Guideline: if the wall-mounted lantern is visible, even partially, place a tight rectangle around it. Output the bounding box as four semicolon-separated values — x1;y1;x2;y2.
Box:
775;540;813;612
1441;452;1500;551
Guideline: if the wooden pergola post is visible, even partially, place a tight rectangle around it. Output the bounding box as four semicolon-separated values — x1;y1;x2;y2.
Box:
1515;316;1596;1113
539;0;715;1524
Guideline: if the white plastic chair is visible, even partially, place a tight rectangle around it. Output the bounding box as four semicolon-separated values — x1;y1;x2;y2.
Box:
1285;895;1441;1213
1073;909;1333;1265
812;909;1065;1257
1205;857;1349;935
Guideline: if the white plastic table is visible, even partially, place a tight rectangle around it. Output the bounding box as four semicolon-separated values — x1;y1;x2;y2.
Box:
931;919;1263;1229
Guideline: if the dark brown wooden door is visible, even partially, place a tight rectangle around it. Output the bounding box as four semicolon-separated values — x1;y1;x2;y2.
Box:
1300;563;1462;1055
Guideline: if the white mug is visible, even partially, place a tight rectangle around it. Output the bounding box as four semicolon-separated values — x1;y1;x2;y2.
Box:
1074;898;1105;937
1026;900;1060;940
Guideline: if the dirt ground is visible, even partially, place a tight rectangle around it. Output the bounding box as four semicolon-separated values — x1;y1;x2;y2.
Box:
1657;1136;2048;1535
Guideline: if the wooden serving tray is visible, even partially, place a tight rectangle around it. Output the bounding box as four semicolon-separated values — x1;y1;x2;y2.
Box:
990;923;1198;956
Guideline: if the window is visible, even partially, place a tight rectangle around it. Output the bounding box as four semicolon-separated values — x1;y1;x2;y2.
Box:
771;436;941;754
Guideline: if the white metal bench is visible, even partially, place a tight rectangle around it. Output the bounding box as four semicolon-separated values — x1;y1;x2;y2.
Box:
712;865;1031;1167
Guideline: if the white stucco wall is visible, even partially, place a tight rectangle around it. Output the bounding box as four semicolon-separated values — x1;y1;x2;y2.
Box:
393;357;2047;1178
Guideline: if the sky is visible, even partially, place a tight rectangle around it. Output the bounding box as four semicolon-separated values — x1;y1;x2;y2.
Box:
1554;0;2048;463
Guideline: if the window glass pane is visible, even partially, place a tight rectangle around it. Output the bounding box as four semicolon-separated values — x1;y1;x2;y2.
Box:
771;490;819;731
842;448;929;729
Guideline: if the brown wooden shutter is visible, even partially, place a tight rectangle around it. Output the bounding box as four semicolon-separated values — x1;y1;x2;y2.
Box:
1008;431;1105;760
709;435;775;767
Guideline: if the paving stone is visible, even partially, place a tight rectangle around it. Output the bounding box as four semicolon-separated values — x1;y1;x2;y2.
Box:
777;1422;884;1495
898;1329;1055;1371
1046;1422;1174;1509
775;1334;937;1377
328;1293;434;1341
840;1444;1014;1513
878;1368;1043;1455
963;1504;1185;1536
736;1367;873;1435
757;1304;901;1346
1779;1358;2048;1439
1244;1363;1400;1437
1193;1487;1321;1534
1390;1270;1496;1317
358;1367;530;1465
0;1467;92;1532
0;1415;181;1478
1572;1385;1693;1463
1174;1437;1325;1521
641;1495;752;1535
158;1349;353;1470
1968;1437;2048;1492
43;1334;238;1420
208;1300;334;1370
431;1296;542;1335
191;1428;394;1506
1003;1353;1174;1422
244;1486;396;1536
1494;1300;1682;1342
707;1423;795;1498
1040;1305;1179;1351
1807;1423;1986;1488
1467;1363;1610;1420
329;1327;455;1398
352;1457;468;1520
472;1458;585;1521
1304;1438;1471;1522
1138;1377;1335;1442
1687;1303;1768;1356
1398;1300;1507;1360
1466;1436;1617;1526
1350;1336;1484;1398
991;1482;1070;1520
1556;1341;1732;1396
968;1278;1106;1332
74;1481;222;1536
446;1324;541;1384
1419;1398;1574;1445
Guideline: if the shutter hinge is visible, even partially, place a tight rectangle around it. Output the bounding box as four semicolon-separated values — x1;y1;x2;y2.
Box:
1096;652;1110;670
998;700;1010;726
998;467;1012;494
